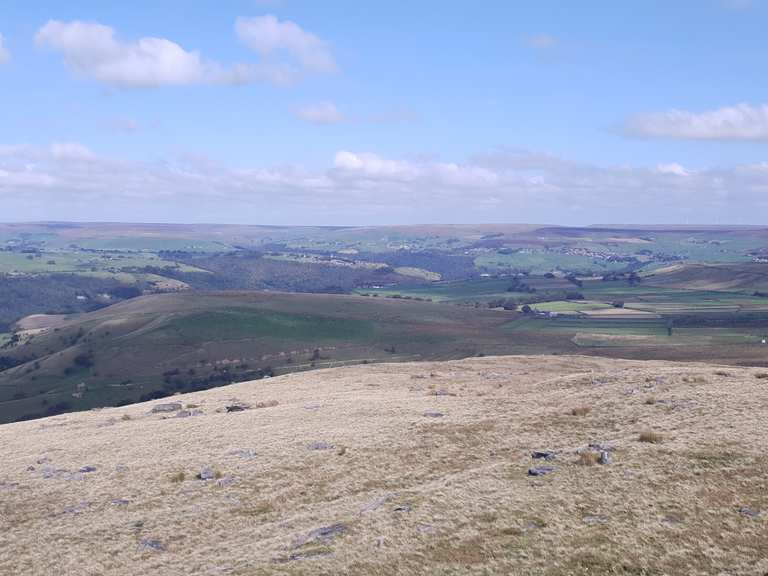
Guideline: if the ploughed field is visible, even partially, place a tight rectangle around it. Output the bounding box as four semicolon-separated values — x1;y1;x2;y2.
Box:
0;355;766;575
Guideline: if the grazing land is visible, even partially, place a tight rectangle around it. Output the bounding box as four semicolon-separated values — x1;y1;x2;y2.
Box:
1;355;766;576
2;222;768;423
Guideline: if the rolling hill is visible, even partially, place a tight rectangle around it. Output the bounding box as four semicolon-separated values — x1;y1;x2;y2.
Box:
0;355;766;575
643;262;768;292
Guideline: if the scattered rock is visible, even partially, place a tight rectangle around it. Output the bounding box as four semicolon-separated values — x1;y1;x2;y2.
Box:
740;507;760;518
588;443;616;452
138;538;165;552
197;467;217;481
661;514;684;526
62;501;91;515
422;411;444;418
216;476;235;487
111;498;130;506
174;409;202;418
528;466;555;477
225;403;249;413
150;402;182;414
229;448;256;459
531;450;556;461
417;523;436;534
309;441;333;451
292;523;347;548
430;389;456;397
583;514;608;525
598;451;612;465
393;503;412;513
360;494;394;513
78;465;97;473
41;467;84;481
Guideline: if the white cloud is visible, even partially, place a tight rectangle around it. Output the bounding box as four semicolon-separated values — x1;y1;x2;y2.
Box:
236;15;337;74
1;144;766;224
0;33;10;64
296;102;345;124
655;163;690;176
35;20;251;87
525;34;558;50
625;103;768;141
50;142;96;161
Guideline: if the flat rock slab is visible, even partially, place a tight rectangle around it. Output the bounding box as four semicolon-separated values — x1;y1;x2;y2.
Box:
150;403;182;414
292;523;347;549
138;539;165;552
531;451;556;461
528;466;555;477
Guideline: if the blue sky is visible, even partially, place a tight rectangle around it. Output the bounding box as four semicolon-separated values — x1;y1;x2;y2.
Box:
1;0;768;225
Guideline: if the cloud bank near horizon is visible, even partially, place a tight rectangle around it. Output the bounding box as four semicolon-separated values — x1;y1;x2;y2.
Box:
1;143;764;225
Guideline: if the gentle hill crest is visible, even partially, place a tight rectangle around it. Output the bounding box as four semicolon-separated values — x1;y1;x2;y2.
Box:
0;355;766;575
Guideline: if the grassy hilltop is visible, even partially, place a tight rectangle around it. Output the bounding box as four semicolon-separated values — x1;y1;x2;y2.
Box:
0;355;766;575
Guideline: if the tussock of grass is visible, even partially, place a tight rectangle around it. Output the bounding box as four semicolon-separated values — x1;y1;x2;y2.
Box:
578;452;600;466
755;373;768;380
638;430;664;444
644;396;657;405
169;471;186;483
570;405;592;416
120;414;131;421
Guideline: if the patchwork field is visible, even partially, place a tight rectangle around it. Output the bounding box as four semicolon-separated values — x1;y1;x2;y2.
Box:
1;355;766;575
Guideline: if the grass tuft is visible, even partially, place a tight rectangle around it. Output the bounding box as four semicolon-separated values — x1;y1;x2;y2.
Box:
169;471;186;483
570;405;592;416
578;451;600;466
638;430;664;444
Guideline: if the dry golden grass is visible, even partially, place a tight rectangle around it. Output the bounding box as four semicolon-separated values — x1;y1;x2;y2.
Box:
639;430;665;444
0;355;766;576
570;405;592;416
577;451;600;466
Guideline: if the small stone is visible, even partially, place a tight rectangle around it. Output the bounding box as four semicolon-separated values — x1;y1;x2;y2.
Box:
216;476;235;487
111;498;130;506
360;494;394;513
309;441;333;451
588;443;616;452
292;523;347;548
598;451;612;465
393;503;412;513
229;448;256;459
138;538;165;552
528;466;555;477
740;507;760;518
583;514;608;525
197;467;216;481
417;523;436;533
150;402;182;413
79;465;97;473
422;411;444;418
63;501;90;514
225;403;249;413
531;450;556;461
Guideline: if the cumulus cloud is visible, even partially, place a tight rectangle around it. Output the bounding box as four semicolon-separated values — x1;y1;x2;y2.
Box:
236;15;337;74
625;103;768;141
35;20;252;87
296;102;345;124
0;33;10;64
1;144;766;224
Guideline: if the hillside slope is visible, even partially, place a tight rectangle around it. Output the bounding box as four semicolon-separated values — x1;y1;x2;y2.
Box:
644;262;768;292
1;355;766;575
